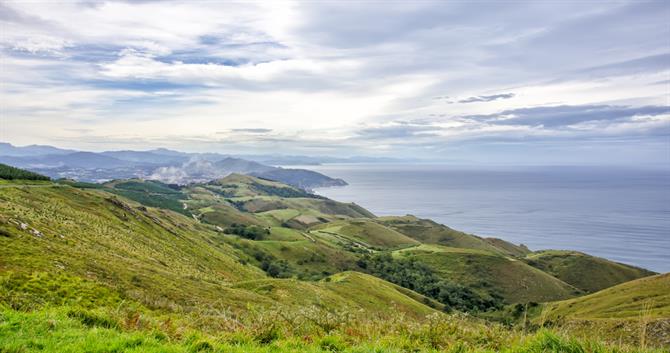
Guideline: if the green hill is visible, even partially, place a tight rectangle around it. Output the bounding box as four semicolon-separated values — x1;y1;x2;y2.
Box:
525;250;656;293
532;273;670;348
0;177;664;351
542;273;670;320
0;180;435;315
234;271;441;316
394;244;580;303
377;215;527;256
312;219;419;250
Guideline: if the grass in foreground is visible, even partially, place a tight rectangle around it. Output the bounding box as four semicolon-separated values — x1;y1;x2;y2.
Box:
0;306;663;353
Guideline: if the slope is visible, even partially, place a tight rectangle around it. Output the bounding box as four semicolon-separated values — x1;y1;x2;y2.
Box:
542;273;670;320
0;179;436;319
525;250;656;293
394;244;580;303
377;215;528;256
312;219;419;250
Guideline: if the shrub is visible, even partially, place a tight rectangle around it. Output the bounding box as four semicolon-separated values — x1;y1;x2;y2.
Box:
224;223;270;240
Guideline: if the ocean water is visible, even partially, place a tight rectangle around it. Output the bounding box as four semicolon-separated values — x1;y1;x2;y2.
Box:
309;164;670;273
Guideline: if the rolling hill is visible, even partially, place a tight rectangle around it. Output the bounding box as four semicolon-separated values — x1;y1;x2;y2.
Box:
0;167;665;351
525;250;656;293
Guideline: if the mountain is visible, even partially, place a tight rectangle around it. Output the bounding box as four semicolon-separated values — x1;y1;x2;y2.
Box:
100;150;188;164
0;169;664;351
0;142;348;189
0;142;74;157
0;152;134;169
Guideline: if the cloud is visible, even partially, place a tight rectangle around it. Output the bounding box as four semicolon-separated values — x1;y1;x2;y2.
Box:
457;93;515;104
466;104;670;128
230;128;273;133
1;1;669;164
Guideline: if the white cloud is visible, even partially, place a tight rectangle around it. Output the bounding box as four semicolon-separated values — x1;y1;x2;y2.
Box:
0;0;668;163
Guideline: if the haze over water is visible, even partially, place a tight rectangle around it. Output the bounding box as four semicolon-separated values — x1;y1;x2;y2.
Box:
312;164;670;273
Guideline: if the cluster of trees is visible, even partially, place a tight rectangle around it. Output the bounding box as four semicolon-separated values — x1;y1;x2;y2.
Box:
224;223;270;240
0;164;50;181
356;253;503;312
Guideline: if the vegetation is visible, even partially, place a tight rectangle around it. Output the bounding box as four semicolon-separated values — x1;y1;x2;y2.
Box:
0;163;49;180
356;253;503;312
5;305;664;353
540;273;669;320
105;179;189;215
312;219;419;250
0;175;666;351
395;244;581;304
525;250;655;293
224;223;271;240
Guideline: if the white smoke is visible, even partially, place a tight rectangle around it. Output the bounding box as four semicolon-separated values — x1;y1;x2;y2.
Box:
148;157;229;184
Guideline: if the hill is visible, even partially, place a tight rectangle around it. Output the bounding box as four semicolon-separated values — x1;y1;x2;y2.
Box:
0;163;50;181
542;273;669;320
0;176;665;351
532;274;670;348
393;244;580;304
525;250;655;293
377;215;529;256
312;219;419;250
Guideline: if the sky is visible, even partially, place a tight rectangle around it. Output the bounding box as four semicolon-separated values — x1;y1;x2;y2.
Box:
0;0;669;165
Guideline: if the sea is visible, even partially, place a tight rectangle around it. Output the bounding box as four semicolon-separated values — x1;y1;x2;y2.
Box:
307;164;670;273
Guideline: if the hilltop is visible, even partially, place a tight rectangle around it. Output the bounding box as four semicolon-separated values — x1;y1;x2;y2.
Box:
0;168;665;351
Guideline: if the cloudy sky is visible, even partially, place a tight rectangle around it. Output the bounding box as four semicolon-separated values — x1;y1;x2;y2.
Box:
1;0;669;164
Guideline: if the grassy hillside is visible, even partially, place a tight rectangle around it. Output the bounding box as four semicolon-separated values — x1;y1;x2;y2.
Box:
377;216;526;256
528;274;670;348
525;250;656;293
0;182;265;312
234;272;440;316
0;180;437;316
1;177;665;351
184;174;373;230
541;273;670;320
394;244;580;303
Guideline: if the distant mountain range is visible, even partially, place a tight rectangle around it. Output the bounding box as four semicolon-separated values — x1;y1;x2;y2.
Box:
0;142;348;189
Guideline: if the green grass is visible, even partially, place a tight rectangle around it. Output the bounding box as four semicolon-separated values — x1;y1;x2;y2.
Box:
1;306;664;352
541;273;670;320
376;216;523;255
525;250;656;293
313;219;419;250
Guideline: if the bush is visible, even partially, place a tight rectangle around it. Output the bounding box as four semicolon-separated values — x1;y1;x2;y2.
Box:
224;223;270;240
